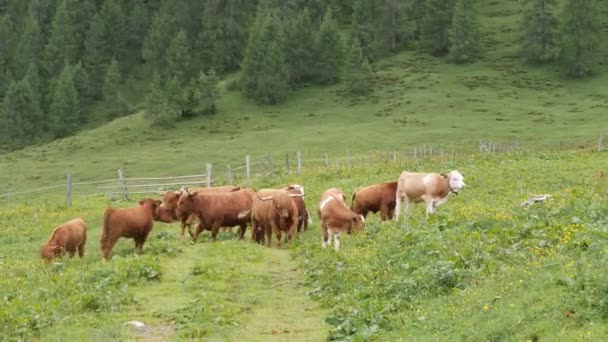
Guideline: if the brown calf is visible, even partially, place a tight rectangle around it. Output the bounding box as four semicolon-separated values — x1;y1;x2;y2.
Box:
100;198;161;259
351;181;398;221
282;184;311;232
40;218;87;261
250;189;300;248
319;188;365;251
177;188;254;241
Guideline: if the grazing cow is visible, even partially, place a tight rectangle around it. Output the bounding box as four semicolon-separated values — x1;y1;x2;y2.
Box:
100;198;161;259
250;189;300;247
282;184;311;232
177;188;255;241
157;185;240;238
351;181;398;221
319;188;365;251
394;170;466;220
40;218;87;261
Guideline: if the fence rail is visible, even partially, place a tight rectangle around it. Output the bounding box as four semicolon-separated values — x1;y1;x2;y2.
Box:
1;136;605;206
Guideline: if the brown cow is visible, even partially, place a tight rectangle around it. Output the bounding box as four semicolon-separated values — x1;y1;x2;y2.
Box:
394;170;466;220
250;189;300;248
282;184;311;232
177;187;255;241
100;198;161;259
157;185;240;238
319;188;365;251
40;218;87;261
351;181;398;221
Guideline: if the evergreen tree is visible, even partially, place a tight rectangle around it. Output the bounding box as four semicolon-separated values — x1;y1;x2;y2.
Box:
448;0;480;63
103;57;127;117
71;61;91;108
84;13;109;99
241;9;290;104
100;0;126;61
520;0;560;63
313;8;344;84
49;64;80;137
559;0;601;78
166;28;190;84
409;0;426;39
142;11;172;71
351;0;379;62
1;79;42;146
344;38;374;94
198;0;257;73
14;16;43;79
0;15;12;97
195;69;220;115
144;72;175;126
420;0;454;55
23;62;43;113
164;75;183;118
64;0;96;60
285;8;315;83
378;0;414;52
127;0;149;58
43;1;76;78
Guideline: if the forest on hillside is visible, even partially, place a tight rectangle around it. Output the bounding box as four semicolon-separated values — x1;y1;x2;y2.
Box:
0;0;605;151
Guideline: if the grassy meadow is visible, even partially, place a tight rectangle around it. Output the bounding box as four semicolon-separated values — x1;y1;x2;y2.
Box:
0;151;606;340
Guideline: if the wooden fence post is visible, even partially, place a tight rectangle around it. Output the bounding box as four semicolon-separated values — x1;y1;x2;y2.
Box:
334;159;339;169
297;150;302;175
268;153;274;175
598;134;604;152
393;150;397;163
324;153;329;168
227;165;233;185
246;155;251;186
118;167;127;200
285;153;290;175
414;146;418;159
429;145;433;156
66;174;72;207
206;163;212;187
7;192;11;206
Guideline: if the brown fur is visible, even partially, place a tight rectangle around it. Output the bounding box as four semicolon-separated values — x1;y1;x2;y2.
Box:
282;185;310;232
351;181;398;221
40;218;87;261
100;198;161;259
158;185;240;237
319;188;365;250
251;189;299;248
177;188;255;241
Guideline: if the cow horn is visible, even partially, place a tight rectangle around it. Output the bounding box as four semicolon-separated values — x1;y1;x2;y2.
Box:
185;187;192;195
288;193;304;198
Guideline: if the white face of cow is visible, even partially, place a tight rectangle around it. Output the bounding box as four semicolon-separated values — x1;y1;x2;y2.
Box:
448;170;466;192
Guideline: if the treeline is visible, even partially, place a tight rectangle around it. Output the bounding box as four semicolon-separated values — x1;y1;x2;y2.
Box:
0;0;605;149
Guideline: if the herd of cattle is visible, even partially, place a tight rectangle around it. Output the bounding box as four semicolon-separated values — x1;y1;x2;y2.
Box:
40;169;466;260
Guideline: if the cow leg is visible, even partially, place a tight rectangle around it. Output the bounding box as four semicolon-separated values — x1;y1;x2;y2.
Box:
68;249;76;258
78;243;85;258
265;225;273;248
100;236;118;260
323;227;332;249
333;231;341;251
210;222;221;241
394;193;402;220
275;228;282;249
380;204;390;221
425;199;435;217
239;222;247;240
192;222;204;242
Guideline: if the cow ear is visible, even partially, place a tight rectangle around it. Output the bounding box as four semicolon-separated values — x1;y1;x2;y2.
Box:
139;199;145;205
440;173;448;179
154;200;162;206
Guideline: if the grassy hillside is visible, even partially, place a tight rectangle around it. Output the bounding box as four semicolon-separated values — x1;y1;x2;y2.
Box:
1;151;606;340
1;1;608;193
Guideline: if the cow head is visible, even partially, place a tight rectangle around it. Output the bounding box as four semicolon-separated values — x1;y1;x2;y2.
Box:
139;198;162;219
349;214;366;234
447;170;466;193
177;188;196;214
40;243;62;260
284;184;305;196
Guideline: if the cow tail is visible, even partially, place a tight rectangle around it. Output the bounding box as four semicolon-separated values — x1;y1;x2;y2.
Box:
101;209;112;243
350;191;358;211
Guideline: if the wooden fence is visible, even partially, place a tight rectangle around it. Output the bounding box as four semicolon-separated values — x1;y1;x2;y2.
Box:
0;137;605;207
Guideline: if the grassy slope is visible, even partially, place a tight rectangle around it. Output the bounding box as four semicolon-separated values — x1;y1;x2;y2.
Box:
1;1;607;192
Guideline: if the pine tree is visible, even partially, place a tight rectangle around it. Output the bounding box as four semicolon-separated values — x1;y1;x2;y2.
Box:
1;79;42;146
420;0;454;56
14;16;43;79
378;0;414;52
127;0;149;58
103;57;127;118
23;62;43;114
49;64;80;138
100;0;126;61
520;0;560;63
241;9;290;104
351;0;379;62
166;28;190;84
0;14;12;97
195;69;220;115
142;11;172;71
43;1;76;78
84;13;109;99
64;0;96;60
344;38;374;94
285;8;315;84
71;61;91;109
313;8;344;84
144;72;175;126
559;0;601;78
448;0;480;63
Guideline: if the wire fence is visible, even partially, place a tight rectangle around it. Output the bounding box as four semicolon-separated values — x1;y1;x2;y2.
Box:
0;136;605;207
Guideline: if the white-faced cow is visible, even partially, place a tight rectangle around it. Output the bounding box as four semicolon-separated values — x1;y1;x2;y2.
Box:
394;170;466;220
318;188;365;251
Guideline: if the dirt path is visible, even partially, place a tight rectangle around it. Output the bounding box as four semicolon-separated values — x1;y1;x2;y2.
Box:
123;239;328;341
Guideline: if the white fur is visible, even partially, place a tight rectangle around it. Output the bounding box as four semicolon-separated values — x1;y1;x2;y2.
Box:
423;174;432;185
333;231;341;251
319;196;334;211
